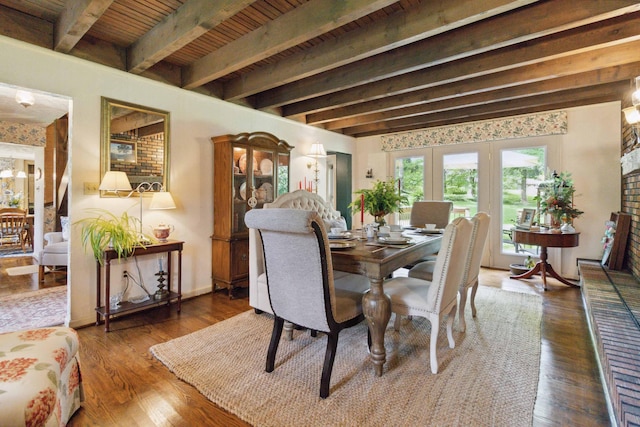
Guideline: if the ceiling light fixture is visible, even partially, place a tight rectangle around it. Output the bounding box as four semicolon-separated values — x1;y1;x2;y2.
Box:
15;90;35;108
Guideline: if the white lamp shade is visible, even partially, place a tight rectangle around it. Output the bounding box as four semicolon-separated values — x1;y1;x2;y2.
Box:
99;171;132;191
15;170;27;179
0;169;13;178
623;106;640;125
149;191;176;210
308;142;326;157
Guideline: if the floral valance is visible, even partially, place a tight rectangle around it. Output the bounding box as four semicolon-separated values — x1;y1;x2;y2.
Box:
0;121;46;146
381;111;567;151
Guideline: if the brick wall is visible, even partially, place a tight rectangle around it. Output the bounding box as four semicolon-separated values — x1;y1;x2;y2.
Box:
111;135;164;178
621;91;640;278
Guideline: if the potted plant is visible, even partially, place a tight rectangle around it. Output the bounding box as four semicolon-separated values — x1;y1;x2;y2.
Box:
76;209;152;263
535;170;583;232
349;178;408;226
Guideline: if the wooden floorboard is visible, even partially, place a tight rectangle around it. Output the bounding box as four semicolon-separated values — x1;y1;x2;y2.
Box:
0;256;612;426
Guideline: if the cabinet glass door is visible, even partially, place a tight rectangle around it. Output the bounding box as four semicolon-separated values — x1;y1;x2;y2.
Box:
277;153;289;197
253;149;275;206
232;146;248;234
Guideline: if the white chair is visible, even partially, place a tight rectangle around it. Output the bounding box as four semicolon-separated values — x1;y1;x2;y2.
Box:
249;190;347;314
38;216;69;282
245;208;369;398
408;212;490;332
384;216;473;374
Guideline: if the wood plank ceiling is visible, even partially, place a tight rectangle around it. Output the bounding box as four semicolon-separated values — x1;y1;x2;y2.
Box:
1;0;639;138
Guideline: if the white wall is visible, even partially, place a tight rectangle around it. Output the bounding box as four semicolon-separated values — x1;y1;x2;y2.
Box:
0;35;355;327
353;102;622;278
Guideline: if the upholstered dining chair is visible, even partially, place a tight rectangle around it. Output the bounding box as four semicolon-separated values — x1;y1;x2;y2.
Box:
409;200;453;229
408;212;490;332
244;208;369;398
384;216;473;374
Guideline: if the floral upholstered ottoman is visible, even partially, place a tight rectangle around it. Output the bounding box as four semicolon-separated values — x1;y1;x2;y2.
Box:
0;327;84;426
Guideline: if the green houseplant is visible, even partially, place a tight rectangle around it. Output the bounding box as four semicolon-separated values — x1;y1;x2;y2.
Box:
535;170;583;229
77;209;152;263
349;178;408;226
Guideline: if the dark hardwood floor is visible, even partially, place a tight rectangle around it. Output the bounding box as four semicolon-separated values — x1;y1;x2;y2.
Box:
0;254;66;296
0;255;612;426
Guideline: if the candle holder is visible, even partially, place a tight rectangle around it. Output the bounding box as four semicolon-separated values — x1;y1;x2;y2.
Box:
154;270;168;300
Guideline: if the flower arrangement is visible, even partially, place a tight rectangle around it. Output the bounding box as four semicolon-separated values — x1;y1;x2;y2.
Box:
535;170;583;227
349;178;408;225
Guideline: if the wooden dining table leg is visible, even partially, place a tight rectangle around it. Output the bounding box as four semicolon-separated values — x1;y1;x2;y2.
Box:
362;277;391;377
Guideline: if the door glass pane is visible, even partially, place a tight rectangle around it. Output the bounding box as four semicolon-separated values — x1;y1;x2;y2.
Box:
395;156;424;225
500;147;545;255
443;153;478;220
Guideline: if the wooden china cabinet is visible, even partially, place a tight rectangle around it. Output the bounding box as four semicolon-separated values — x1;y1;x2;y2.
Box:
211;132;293;298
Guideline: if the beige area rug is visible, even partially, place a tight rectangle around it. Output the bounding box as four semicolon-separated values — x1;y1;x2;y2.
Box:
0;287;66;334
151;287;542;427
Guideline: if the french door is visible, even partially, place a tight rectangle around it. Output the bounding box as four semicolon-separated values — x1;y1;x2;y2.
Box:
390;139;554;269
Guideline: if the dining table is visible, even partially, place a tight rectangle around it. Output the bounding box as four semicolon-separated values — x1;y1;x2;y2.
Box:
330;229;443;377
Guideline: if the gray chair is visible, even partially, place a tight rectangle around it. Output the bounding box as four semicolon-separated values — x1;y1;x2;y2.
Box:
245;208;369;398
408;212;491;332
384;216;474;374
409;200;453;229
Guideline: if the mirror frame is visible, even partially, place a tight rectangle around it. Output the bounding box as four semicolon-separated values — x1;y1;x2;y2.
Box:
100;97;170;197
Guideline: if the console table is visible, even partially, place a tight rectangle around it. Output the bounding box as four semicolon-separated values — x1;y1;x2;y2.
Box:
95;240;184;332
509;229;579;290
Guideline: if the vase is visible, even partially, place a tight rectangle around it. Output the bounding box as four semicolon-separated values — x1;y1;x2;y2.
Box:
374;213;387;227
549;214;563;233
560;220;575;233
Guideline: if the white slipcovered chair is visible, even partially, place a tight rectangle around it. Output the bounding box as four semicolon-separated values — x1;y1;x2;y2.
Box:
38;216;69;282
408;212;490;332
249;190;347;314
384;216;473;374
245;208;369;398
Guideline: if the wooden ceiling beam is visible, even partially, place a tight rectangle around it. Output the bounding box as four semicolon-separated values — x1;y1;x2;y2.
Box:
321;63;640;129
127;0;254;74
182;0;403;89
223;0;537;101
54;0;113;53
342;83;626;136
257;0;640;110
299;37;640;123
0;4;52;49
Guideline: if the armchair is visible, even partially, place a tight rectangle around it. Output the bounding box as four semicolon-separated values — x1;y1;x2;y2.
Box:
38;216;69;282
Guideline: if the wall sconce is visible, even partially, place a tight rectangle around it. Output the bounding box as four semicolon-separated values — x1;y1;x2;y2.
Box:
623;105;640;147
99;171;174;238
306;142;326;194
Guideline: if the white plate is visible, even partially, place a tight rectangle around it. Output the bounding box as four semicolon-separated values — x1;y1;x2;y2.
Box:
328;232;352;239
329;241;356;250
238;154;256;174
239;182;246;200
417;228;444;234
378;237;410;244
259;158;273;175
259;182;273;202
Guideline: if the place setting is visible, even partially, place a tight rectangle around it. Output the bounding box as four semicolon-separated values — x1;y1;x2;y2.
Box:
328;227;357;249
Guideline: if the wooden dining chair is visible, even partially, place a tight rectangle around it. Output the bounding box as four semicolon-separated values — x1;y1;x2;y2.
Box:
384;216;473;374
0;208;27;252
245;208;369;398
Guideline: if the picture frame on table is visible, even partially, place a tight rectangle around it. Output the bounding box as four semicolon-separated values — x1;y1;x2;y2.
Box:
518;208;536;229
110;140;137;163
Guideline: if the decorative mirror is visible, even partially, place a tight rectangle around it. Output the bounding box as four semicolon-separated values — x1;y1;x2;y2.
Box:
101;97;170;196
